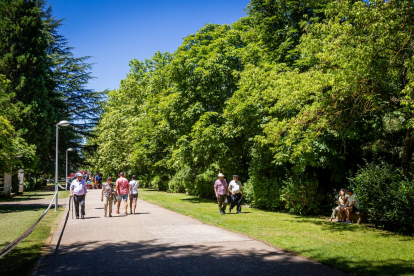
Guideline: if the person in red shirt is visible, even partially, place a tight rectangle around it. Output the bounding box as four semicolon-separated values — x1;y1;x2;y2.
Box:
116;172;130;215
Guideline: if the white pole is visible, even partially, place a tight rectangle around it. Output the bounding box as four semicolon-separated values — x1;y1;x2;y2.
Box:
55;121;70;212
55;124;59;211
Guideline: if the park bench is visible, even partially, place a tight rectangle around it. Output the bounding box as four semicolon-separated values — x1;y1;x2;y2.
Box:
348;211;366;224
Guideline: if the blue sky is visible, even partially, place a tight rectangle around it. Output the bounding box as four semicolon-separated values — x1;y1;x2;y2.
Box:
50;0;250;92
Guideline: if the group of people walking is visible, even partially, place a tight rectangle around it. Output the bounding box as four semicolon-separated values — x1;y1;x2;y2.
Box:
70;172;139;219
214;173;244;215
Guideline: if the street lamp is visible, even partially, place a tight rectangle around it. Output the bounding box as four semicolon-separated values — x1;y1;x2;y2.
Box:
65;148;73;192
55;120;70;211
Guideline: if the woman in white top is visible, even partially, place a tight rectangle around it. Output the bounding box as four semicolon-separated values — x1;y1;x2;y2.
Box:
329;188;347;221
129;175;139;214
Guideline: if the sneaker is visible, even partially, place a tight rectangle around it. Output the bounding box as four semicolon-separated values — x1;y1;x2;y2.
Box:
124;212;128;216
76;216;79;219
81;215;84;219
115;210;119;214
220;212;223;215
345;220;352;224
336;220;342;223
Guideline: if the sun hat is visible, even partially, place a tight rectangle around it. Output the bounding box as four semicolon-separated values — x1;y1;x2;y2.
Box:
218;173;224;177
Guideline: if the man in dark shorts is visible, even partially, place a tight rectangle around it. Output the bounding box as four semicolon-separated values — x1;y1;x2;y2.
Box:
341;189;360;224
116;172;129;215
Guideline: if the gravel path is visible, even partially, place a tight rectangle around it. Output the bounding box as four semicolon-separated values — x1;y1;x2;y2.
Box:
37;189;348;276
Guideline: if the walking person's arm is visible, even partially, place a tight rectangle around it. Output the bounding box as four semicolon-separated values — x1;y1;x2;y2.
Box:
101;185;104;202
70;182;74;197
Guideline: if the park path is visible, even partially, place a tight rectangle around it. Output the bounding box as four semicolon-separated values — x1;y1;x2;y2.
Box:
37;189;348;276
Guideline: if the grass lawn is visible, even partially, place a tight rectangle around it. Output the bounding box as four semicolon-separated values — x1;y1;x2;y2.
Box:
139;188;414;276
0;189;67;275
0;183;70;203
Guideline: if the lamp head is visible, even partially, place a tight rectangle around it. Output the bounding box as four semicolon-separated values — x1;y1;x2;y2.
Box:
67;148;73;152
57;120;70;127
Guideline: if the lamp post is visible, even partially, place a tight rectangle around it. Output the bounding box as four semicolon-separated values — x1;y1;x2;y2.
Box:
55;120;70;211
65;148;73;192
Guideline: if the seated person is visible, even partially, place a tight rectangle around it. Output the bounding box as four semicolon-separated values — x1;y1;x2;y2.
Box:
340;189;360;224
330;188;347;222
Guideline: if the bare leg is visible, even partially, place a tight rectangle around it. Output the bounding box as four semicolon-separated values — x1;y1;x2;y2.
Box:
124;200;128;214
129;198;133;214
117;201;120;214
345;208;350;221
133;200;137;214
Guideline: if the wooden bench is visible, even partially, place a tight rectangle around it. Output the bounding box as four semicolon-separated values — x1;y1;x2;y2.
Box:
348;211;366;224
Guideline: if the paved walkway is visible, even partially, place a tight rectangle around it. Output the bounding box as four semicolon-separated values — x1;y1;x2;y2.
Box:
37;190;347;276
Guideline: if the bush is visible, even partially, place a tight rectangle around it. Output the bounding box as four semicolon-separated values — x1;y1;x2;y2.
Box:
281;173;322;215
350;161;414;233
24;181;35;191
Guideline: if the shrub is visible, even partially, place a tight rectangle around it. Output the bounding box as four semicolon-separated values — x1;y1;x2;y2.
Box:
24;181;35;191
350;161;414;233
281;173;322;215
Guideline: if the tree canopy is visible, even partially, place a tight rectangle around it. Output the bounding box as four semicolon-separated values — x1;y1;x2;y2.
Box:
89;0;414;231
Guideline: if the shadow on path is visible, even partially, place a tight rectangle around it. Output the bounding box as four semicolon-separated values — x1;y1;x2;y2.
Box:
40;240;349;276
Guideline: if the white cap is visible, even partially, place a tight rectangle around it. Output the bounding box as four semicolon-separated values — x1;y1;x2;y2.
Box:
76;172;83;177
218;173;224;177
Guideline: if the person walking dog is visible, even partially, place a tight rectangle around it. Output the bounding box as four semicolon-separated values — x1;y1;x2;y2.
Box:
228;175;244;214
116;172;129;215
70;172;87;219
214;173;228;215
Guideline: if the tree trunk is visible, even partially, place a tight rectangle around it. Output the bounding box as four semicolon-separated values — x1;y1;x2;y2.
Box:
401;128;414;177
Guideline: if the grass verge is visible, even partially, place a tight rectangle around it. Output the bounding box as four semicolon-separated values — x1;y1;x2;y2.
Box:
0;191;67;275
0;183;70;203
139;188;414;276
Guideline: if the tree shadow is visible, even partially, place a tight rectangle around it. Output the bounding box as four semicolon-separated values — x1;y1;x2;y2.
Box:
0;193;54;203
290;217;365;233
0;241;45;276
40;240;349;276
179;197;213;204
0;204;47;214
292;247;414;276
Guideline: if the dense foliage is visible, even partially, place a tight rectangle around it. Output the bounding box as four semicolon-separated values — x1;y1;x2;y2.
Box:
89;0;414;231
0;0;101;180
351;161;414;233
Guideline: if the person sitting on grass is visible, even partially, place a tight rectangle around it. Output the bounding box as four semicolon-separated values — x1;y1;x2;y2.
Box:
340;189;360;224
330;188;347;222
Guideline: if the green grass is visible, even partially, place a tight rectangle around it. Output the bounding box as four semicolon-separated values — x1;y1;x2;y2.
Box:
0;183;70;203
139;188;414;276
0;189;66;275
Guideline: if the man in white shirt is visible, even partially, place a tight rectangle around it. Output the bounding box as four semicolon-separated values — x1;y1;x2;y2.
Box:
70;173;88;219
228;175;244;214
341;189;360;224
